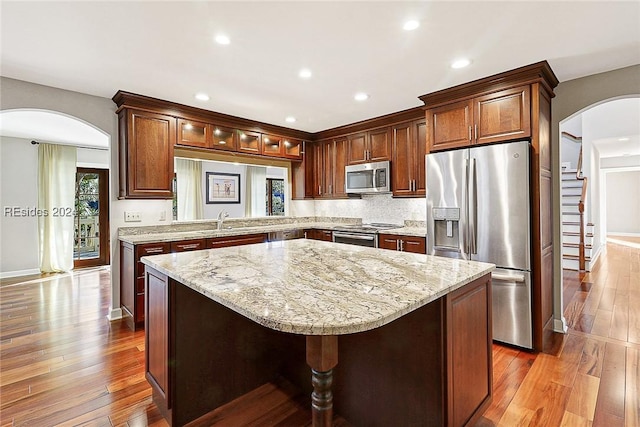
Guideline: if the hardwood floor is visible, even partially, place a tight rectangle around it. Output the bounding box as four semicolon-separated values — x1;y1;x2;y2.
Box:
1;242;638;426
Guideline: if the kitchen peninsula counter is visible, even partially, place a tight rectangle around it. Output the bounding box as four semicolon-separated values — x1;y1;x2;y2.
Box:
142;240;494;426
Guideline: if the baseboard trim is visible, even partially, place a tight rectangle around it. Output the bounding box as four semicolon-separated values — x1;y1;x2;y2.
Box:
607;232;640;237
0;268;41;279
107;307;123;321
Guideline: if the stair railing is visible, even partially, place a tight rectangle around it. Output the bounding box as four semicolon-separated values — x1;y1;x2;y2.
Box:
562;131;588;271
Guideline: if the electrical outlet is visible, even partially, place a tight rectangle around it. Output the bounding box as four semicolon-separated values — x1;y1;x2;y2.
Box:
124;211;141;222
159;211;166;221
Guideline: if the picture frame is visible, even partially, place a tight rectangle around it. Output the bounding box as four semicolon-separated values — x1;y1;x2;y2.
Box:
206;172;241;204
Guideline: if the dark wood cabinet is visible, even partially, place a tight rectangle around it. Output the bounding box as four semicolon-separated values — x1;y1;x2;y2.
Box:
118;109;176;199
261;134;284;157
177;119;210;148
292;141;313;200
121;241;170;331
391;119;426;197
425;86;531;152
205;233;268;248
283;137;303;160
314;139;347;199
347;127;391;164
237;130;262;155
378;234;426;254
305;229;333;241
211;125;237;151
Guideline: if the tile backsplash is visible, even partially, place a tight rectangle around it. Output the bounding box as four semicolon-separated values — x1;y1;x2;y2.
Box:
312;194;426;225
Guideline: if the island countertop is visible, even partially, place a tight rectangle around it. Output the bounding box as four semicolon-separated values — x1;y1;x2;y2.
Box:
141;239;494;335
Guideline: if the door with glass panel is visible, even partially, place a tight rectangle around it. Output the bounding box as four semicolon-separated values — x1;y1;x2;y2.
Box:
74;168;109;268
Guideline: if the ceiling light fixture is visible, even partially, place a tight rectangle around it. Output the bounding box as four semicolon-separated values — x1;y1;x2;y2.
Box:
194;93;210;101
451;58;471;69
354;92;369;101
285;116;296;123
299;68;312;79
618;137;630;141
215;35;230;45
403;20;420;31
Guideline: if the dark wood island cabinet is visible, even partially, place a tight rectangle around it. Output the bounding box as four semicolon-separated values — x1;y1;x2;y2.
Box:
142;240;494;426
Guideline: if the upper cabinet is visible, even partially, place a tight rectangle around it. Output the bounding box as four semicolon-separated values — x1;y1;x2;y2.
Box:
392;119;426;197
314;138;348;198
425;85;531;152
347;127;391;164
211;125;237;151
177;119;210;149
118;108;175;199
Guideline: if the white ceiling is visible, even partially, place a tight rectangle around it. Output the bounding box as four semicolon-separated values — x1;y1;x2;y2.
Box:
584;98;640;158
1;1;639;133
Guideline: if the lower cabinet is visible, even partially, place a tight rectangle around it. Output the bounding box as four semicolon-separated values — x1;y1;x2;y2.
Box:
378;233;426;254
121;234;268;331
305;229;333;241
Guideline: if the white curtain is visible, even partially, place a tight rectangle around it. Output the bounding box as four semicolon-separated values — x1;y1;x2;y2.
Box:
245;166;267;217
38;143;77;273
175;158;204;221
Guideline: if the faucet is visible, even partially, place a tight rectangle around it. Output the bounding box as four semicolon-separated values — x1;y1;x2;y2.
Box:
217;210;229;230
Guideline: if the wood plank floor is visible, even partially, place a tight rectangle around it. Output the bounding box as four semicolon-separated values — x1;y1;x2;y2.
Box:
1;242;638;426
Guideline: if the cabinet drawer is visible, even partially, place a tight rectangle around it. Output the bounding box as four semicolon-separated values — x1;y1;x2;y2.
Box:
137;242;170;258
170;239;205;252
206;233;268;249
136;277;145;294
135;293;145;323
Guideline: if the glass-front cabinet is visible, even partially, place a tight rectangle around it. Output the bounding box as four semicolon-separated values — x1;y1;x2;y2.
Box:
237;130;262;154
177;119;209;148
262;134;284;157
211;126;236;151
283;138;303;160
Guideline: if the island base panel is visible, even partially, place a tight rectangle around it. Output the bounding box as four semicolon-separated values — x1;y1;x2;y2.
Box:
146;269;492;426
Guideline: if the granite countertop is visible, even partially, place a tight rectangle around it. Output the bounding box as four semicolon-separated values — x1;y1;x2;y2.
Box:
141;239;494;336
119;222;425;244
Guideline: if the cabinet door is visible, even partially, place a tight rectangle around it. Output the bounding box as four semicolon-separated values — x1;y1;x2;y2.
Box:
312;142;324;198
122;109;176;198
262;134;284;157
402;236;426;254
332;138;348;198
474;85;531;145
237;130;262;155
414;120;427;196
206;233;268;249
283;138;303;160
317;230;333;242
379;234;400;251
177;119;210;148
392;122;414;196
322;140;335;197
347;133;367;164
426;100;473;152
211;125;237;151
368;127;391;162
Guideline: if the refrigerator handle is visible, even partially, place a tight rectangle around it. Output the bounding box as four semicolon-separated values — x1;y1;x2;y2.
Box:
464;158;470;255
470;158;477;254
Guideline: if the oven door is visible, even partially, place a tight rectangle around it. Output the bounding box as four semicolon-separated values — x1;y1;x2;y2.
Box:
332;231;377;248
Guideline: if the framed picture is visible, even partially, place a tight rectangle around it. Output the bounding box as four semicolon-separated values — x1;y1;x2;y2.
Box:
206;172;241;204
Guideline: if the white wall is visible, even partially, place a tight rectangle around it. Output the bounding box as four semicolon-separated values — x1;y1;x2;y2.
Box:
0;137;111;277
0;137;39;275
605;170;640;235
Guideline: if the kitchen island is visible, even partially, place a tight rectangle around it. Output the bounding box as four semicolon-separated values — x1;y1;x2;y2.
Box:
142;239;494;426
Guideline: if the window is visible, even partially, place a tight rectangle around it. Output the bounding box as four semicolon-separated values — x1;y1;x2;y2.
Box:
266;178;285;216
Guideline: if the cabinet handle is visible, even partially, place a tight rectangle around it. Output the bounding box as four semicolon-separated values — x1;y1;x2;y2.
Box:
145;247;164;254
396;240;400;251
318;185;322;195
474;124;478;141
329;184;332;194
179;244;200;250
400;240;404;251
468;126;472;141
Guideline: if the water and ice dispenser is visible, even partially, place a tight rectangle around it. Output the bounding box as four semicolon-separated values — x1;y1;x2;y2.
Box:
432;207;460;251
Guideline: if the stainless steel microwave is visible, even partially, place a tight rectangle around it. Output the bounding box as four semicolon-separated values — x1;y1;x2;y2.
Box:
345;161;391;194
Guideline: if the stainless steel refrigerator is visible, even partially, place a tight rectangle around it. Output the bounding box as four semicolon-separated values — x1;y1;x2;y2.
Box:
426;140;533;349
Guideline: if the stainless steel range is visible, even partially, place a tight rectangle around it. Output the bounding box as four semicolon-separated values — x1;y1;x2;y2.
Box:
332;223;402;248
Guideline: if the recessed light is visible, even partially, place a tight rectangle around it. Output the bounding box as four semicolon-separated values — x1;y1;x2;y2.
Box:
285;116;296;123
299;68;312;79
354;92;369;101
194;93;210;101
403;20;420;31
451;58;471;69
215;35;230;45
618;137;630;141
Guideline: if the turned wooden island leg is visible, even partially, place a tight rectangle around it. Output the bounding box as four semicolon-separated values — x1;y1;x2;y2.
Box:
306;335;338;427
